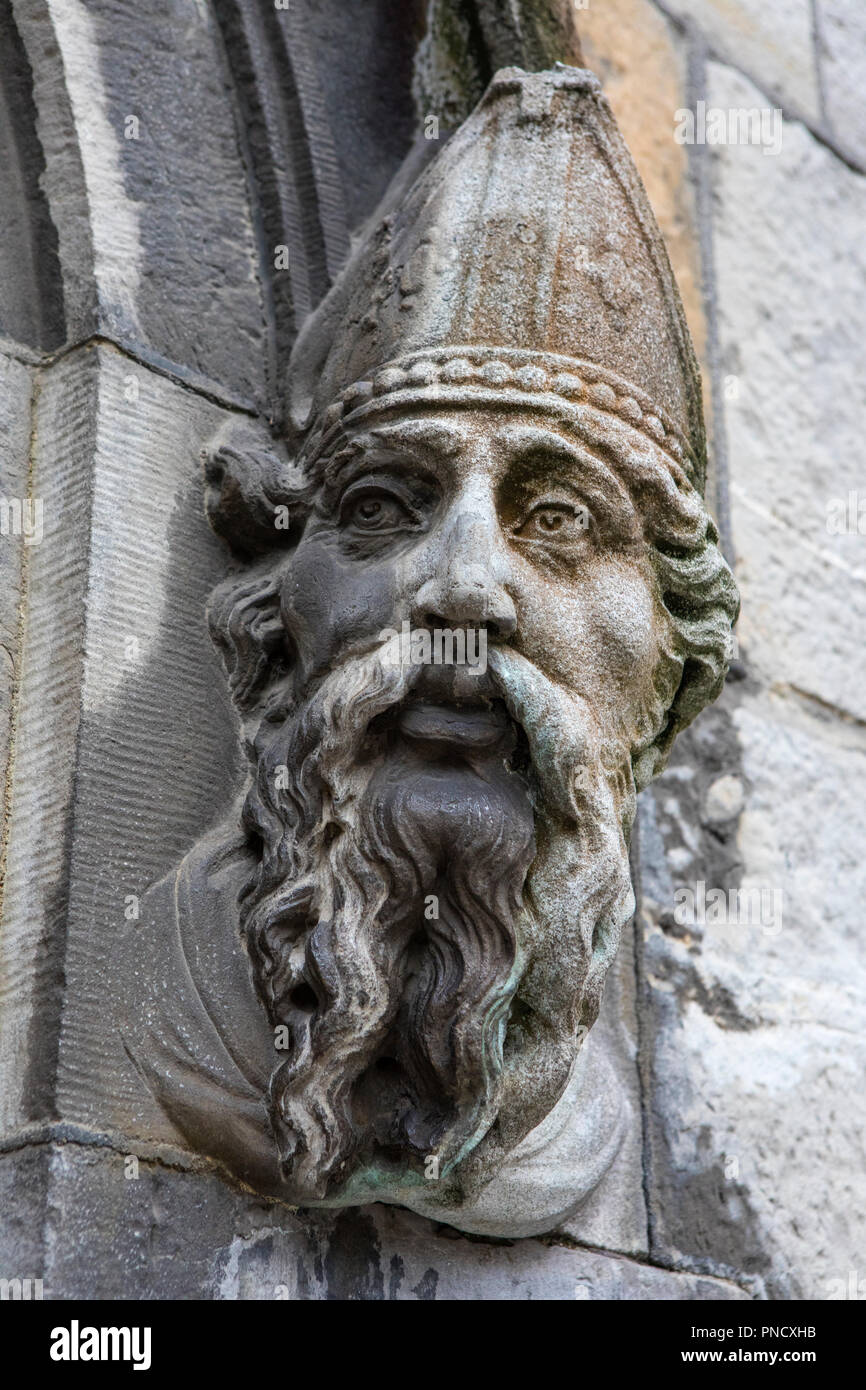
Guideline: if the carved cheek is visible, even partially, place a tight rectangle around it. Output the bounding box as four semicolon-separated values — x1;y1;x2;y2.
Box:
279;542;400;673
520;562;661;708
589;565;661;676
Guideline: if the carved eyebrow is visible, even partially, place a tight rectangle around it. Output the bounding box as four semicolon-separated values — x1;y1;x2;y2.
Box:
364;420;465;455
318;421;463;496
498;425;585;463
497;424;638;526
318;429;448;502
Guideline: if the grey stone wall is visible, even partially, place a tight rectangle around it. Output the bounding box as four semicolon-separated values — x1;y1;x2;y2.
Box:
614;0;866;1302
0;0;862;1299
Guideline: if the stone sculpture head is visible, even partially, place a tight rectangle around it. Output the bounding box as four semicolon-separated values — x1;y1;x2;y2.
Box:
203;69;738;1206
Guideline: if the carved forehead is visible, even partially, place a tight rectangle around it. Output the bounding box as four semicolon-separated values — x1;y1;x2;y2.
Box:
361;417;465;455
314;408;649;519
300;402;711;554
347;411;583;450
324;411;611;489
345;412;581;459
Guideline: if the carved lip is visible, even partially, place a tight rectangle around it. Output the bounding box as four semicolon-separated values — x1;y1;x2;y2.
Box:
397;699;511;751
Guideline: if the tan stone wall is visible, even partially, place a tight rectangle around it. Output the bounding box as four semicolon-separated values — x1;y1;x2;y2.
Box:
577;0;866;1298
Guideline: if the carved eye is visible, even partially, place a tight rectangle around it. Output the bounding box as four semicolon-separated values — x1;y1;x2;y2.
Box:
515;502;591;542
342;488;414;532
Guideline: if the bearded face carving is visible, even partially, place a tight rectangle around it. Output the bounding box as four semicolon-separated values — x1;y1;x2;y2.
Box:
118;67;737;1228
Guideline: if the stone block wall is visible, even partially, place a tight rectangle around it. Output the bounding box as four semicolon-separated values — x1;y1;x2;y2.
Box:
581;0;866;1301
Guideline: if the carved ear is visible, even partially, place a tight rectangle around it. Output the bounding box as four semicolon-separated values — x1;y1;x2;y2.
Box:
208;566;289;714
202;419;310;558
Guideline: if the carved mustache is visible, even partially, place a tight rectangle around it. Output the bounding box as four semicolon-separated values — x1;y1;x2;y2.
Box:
263;631;606;826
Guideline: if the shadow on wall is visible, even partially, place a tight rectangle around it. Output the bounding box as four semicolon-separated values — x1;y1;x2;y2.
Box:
0;0;65;350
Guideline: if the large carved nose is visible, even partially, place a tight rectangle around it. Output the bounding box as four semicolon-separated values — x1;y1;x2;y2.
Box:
412;506;517;640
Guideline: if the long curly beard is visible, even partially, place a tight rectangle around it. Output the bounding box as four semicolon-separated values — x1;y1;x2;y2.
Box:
239;639;639;1203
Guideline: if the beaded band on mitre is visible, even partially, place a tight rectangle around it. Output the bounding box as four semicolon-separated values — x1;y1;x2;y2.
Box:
301;347;703;493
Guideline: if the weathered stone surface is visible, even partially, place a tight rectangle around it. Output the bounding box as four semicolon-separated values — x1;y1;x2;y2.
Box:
415;0;582;132
639;683;866;1298
577;0;708;377
12;0;266;403
292;0;430;235
816;0;866;167
16;1142;749;1300
634;63;866;1298
661;0;820;118
0;6;65;349
0;354;34;836
0;345;243;1141
0;346;98;1138
709;64;866;722
0;1146;49;1283
556;921;648;1256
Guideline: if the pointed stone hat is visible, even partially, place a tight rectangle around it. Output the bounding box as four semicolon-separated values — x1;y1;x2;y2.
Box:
288;66;707;492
